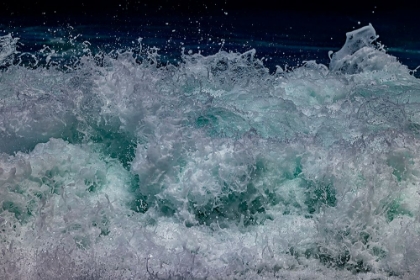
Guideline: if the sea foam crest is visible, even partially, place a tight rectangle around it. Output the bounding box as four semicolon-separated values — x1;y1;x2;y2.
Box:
329;24;407;74
0;34;18;67
0;25;420;279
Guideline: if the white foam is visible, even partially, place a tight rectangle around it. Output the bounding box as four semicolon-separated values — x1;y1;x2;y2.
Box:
1;25;420;278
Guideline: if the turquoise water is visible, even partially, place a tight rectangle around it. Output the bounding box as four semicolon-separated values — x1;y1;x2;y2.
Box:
1;22;420;279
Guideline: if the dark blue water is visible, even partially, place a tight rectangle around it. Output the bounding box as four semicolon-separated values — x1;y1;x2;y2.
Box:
3;12;420;74
1;11;420;279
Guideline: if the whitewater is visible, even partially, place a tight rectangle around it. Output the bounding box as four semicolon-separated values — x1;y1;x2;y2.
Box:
1;23;420;279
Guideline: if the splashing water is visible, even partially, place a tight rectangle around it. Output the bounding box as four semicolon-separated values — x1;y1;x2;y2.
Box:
1;24;420;279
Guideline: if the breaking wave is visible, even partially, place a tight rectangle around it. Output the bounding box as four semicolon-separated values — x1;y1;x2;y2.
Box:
1;24;420;279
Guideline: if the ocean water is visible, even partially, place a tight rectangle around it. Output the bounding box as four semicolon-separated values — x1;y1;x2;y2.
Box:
1;14;420;280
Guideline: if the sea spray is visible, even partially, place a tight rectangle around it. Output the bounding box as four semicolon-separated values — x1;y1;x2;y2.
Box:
1;25;420;279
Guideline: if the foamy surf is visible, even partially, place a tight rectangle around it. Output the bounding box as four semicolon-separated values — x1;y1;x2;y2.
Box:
1;24;420;279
